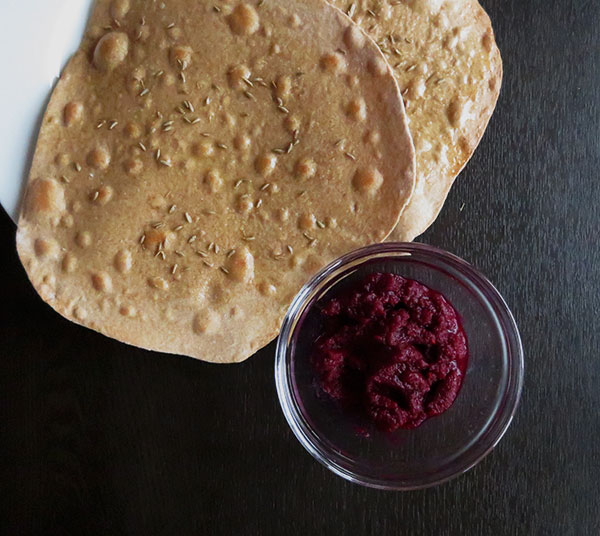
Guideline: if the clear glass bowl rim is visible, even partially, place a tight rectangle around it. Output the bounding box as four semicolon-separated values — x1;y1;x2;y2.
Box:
274;242;524;491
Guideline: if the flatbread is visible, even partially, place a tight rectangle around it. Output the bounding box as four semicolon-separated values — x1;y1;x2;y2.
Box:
329;0;502;240
16;0;415;362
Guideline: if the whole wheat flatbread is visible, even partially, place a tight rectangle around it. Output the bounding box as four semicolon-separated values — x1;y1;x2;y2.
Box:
329;0;502;240
16;0;415;362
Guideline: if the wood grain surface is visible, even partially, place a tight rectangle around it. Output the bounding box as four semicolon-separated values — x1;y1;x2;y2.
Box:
1;0;599;534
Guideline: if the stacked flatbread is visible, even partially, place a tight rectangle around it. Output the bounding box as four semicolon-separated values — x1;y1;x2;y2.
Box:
328;0;502;241
16;0;501;362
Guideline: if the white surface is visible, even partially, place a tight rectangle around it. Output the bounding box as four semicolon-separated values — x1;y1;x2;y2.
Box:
0;0;93;223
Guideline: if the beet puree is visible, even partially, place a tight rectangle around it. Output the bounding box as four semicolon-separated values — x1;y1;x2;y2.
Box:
312;272;468;432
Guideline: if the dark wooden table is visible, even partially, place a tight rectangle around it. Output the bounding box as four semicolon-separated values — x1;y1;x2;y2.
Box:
1;1;599;534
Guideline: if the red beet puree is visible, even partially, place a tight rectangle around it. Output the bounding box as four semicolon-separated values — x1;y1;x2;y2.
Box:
312;273;468;432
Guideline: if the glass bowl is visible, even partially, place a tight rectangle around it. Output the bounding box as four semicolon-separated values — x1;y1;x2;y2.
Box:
275;243;524;490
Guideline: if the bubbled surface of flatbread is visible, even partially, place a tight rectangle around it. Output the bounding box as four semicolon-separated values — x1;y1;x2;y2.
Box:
329;0;502;240
16;0;415;363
